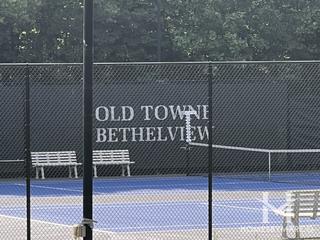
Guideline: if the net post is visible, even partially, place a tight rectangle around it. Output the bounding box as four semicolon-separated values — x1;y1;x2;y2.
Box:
207;62;214;239
268;152;271;181
83;0;94;239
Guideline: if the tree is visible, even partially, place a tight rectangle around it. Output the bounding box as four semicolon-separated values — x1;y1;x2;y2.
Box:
1;0;320;62
94;0;175;62
0;0;29;62
18;0;83;62
165;0;320;61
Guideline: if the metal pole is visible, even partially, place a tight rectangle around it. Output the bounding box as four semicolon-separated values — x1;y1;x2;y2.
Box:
208;63;213;239
83;0;94;239
155;0;162;61
25;65;31;240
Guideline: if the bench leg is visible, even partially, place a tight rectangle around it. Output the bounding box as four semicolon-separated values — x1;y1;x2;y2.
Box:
68;166;72;178
36;167;39;179
127;165;131;177
121;165;125;177
282;216;288;239
293;217;300;239
74;166;78;178
41;167;45;179
93;165;97;178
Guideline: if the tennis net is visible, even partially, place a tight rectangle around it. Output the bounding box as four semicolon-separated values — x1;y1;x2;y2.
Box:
189;142;320;185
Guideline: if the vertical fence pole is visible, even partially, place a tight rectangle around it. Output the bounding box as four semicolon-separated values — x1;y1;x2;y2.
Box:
208;63;213;239
155;0;162;61
83;0;94;239
25;65;31;240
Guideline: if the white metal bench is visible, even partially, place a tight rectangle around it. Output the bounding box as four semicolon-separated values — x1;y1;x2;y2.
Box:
92;150;133;177
31;151;81;179
276;190;320;239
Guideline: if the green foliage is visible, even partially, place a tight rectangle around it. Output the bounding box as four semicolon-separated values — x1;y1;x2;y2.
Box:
18;0;83;62
0;0;320;62
95;0;158;61
166;0;320;61
0;0;29;62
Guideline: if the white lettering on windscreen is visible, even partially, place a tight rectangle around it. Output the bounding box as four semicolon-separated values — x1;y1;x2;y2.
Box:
95;104;210;143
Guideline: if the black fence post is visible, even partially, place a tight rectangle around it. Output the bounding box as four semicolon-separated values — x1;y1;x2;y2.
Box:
25;65;31;240
83;0;94;239
207;63;213;240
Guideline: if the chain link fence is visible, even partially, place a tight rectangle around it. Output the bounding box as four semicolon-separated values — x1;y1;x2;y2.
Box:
207;62;320;239
29;64;83;239
0;65;26;239
1;62;320;239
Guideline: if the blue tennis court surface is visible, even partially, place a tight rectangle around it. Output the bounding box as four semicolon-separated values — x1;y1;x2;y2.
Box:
1;174;320;196
1;175;320;232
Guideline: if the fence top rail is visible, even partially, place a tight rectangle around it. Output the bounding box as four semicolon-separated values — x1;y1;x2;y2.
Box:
1;60;320;67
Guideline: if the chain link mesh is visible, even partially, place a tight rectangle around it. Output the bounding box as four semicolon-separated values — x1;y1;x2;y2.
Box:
93;63;208;240
208;62;320;239
0;65;26;239
1;62;320;239
29;64;83;239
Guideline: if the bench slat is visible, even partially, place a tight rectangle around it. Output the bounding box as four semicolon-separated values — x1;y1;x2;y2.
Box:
93;150;131;163
280;190;320;239
92;150;133;177
284;190;320;217
31;151;80;179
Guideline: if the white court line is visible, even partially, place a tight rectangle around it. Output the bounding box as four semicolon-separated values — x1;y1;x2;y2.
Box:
0;197;287;210
14;183;83;193
7;177;312;192
100;220;276;232
93;184;207;191
26;185;164;196
74;180;293;190
99;227;207;234
0;213;112;234
6;179;314;199
0;200;286;232
214;203;266;213
30;181;320;193
19;182;207;194
101;223;206;232
0;198;273;212
25;176;203;184
0;201;206;211
106;217;270;230
28;184;206;196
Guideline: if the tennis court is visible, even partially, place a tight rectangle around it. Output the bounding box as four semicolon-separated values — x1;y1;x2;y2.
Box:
1;175;320;239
